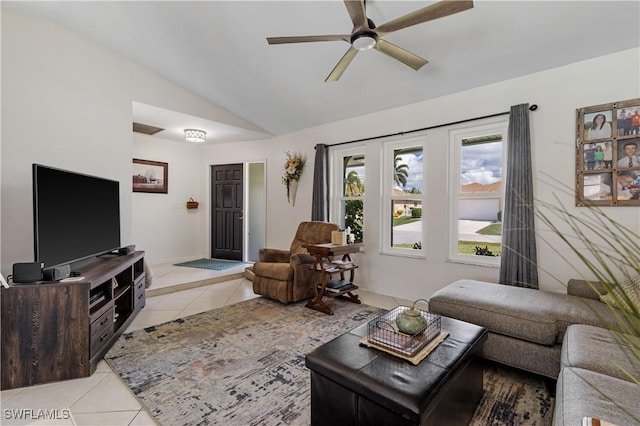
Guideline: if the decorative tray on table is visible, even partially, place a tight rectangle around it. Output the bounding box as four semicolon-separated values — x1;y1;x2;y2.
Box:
359;304;449;365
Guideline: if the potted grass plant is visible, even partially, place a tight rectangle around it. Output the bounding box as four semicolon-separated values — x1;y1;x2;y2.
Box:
534;193;640;386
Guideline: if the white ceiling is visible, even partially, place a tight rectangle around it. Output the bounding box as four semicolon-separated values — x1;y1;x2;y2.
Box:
4;1;640;144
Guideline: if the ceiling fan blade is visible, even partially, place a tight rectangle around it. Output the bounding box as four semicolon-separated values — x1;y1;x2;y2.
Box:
343;0;368;31
375;39;428;71
375;0;473;34
325;47;359;82
267;35;350;45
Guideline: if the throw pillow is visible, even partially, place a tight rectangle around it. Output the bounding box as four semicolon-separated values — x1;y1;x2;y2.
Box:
600;274;640;314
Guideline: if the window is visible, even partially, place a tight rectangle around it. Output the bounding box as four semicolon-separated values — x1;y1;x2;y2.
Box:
331;147;365;243
382;137;425;256
448;119;508;266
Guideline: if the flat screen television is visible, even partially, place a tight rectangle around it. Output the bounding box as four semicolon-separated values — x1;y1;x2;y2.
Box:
33;164;121;269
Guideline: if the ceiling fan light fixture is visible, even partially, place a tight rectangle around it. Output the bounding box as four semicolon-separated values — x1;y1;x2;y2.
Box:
184;129;206;143
351;32;377;51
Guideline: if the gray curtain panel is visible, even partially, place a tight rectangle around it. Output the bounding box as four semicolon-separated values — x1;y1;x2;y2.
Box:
499;104;539;288
311;144;329;221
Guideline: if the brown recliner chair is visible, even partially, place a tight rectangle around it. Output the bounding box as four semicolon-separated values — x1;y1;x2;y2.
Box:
252;221;340;304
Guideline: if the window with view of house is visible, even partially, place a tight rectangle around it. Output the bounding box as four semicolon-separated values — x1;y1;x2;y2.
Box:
382;137;425;256
448;119;508;266
331;147;365;243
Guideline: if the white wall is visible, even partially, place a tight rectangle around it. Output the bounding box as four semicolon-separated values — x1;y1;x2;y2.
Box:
0;9;263;275
247;162;266;262
133;135;268;265
2;8;638;300
132;133;207;265
203;47;640;300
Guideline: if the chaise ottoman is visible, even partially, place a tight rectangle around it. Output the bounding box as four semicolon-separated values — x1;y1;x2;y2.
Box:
305;316;487;425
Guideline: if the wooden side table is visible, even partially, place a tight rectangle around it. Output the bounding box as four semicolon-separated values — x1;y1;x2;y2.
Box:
303;242;362;315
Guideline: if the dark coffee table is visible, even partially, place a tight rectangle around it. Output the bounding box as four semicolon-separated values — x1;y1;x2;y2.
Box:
305;315;487;426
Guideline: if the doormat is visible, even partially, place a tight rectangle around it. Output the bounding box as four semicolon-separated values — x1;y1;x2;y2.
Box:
173;258;247;271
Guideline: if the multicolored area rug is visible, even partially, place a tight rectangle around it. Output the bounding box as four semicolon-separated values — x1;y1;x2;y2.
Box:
470;361;554;426
106;298;385;425
106;298;554;426
173;258;247;271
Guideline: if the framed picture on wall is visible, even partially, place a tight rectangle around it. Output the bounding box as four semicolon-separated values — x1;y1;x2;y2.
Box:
576;98;640;206
132;159;168;193
583;109;613;141
616;99;640;138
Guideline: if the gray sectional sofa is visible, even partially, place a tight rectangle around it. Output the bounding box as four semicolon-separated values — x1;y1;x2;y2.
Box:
429;279;640;426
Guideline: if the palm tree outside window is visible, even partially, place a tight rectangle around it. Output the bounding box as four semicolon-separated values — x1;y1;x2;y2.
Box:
389;146;424;251
342;154;365;243
393;155;410;188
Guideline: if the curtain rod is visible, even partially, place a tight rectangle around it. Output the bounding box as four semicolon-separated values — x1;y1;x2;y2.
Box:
327;104;538;148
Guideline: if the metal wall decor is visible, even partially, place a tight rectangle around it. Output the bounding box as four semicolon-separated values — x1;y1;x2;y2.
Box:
576;98;640;206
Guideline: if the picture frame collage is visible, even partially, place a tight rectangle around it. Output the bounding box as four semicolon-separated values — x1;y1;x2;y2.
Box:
576;98;640;206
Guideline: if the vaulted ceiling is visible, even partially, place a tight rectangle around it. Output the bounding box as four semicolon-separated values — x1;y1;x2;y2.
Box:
4;1;640;143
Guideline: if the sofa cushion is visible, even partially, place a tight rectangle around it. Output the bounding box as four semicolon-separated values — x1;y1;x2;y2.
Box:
429;280;558;344
567;279;607;300
553;367;640;426
244;266;255;281
252;276;291;304
482;331;562;379
253;262;293;281
551;297;627;342
599;275;640;315
429;280;625;346
289;221;339;255
561;324;640;383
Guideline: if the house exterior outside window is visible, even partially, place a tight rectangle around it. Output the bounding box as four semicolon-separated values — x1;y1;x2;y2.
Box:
448;119;508;266
382;136;425;257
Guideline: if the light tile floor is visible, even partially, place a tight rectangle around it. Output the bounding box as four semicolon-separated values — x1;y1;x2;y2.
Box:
0;262;415;426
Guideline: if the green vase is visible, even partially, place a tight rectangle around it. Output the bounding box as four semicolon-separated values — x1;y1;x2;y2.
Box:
396;308;427;335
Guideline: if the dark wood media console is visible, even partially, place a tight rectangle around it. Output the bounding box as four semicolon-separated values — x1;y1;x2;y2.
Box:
1;251;146;390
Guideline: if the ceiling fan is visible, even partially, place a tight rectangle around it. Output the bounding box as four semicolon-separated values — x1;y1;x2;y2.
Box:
267;0;474;82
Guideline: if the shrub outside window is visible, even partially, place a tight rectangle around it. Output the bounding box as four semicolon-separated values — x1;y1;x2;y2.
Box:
448;119;508;266
382;137;425;256
331;147;365;243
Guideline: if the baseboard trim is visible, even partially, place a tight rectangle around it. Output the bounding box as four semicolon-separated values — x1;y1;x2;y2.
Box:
146;272;245;297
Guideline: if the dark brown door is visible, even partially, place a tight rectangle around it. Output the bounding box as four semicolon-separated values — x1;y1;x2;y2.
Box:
211;164;243;260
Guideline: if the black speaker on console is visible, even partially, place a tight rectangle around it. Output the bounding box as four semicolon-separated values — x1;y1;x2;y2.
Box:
43;264;71;281
12;262;43;283
118;245;135;256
